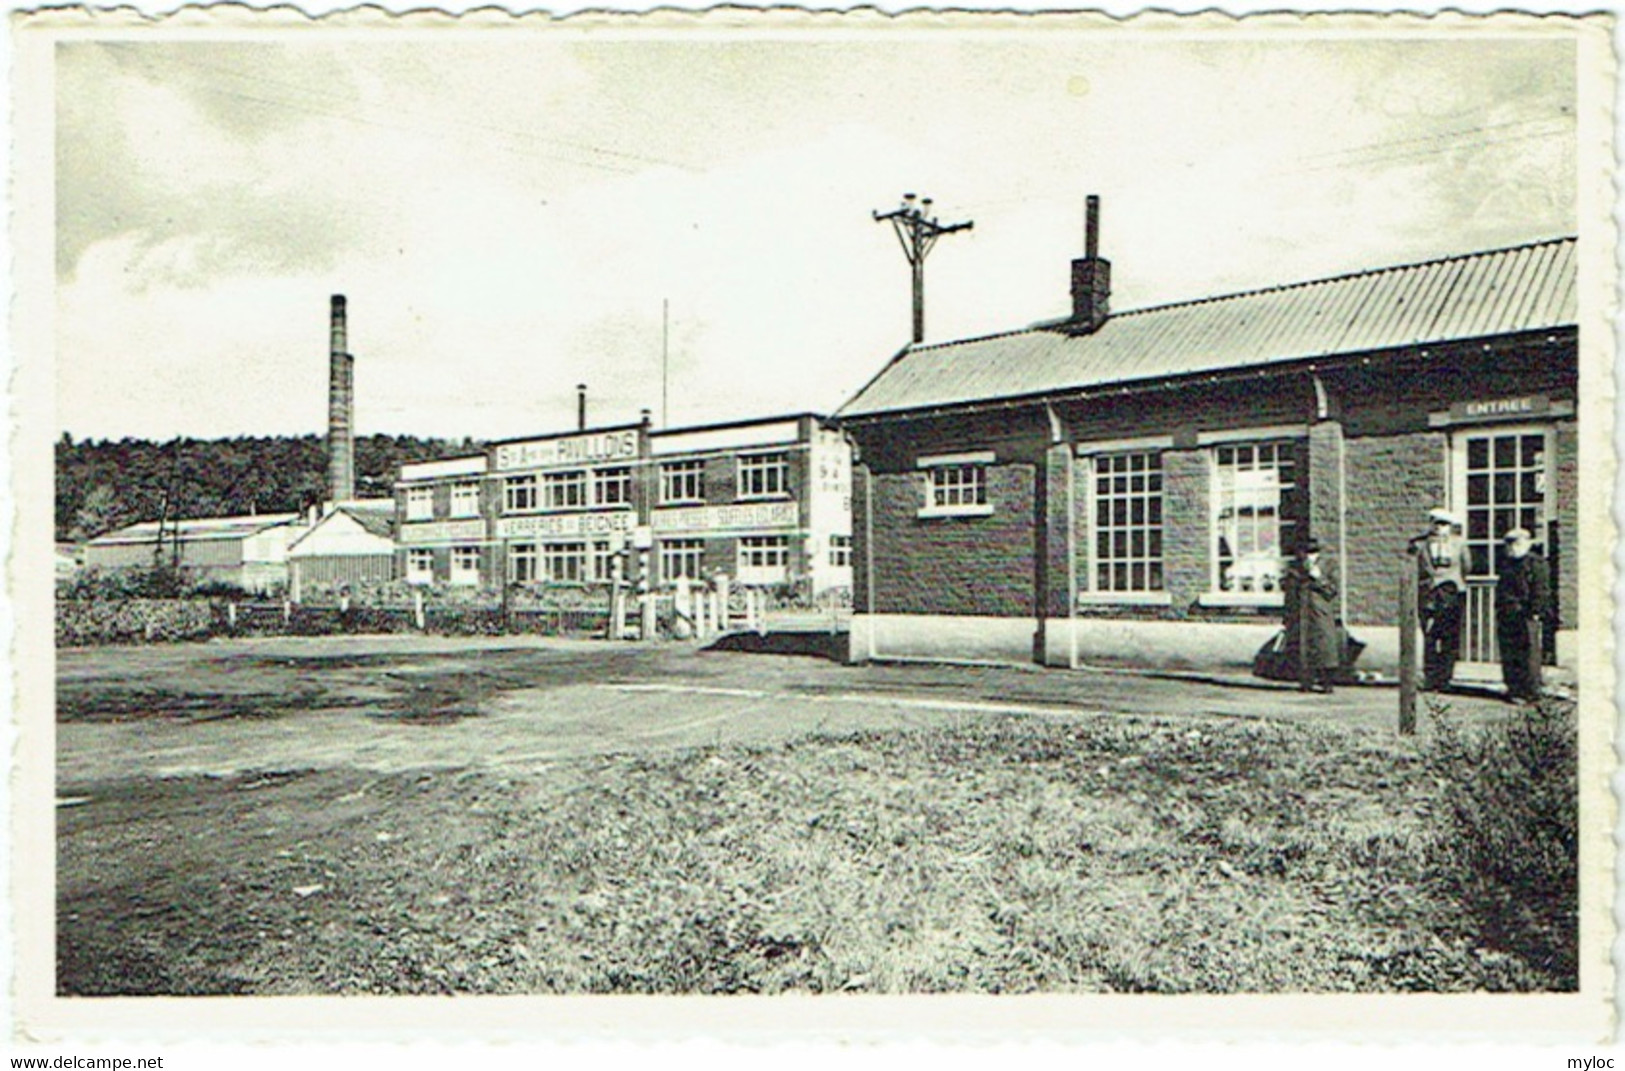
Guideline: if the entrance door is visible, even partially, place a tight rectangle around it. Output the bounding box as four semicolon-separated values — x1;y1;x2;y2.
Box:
1453;426;1553;673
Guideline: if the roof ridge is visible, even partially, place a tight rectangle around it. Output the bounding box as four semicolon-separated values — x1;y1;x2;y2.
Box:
1112;235;1577;320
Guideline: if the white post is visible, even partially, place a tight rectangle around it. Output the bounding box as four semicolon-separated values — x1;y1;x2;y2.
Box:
413;587;426;631
716;574;731;632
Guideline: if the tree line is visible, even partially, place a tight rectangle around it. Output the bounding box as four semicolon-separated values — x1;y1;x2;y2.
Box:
56;433;477;543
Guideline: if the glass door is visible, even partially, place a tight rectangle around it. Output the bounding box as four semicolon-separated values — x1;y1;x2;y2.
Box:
1453;426;1552;667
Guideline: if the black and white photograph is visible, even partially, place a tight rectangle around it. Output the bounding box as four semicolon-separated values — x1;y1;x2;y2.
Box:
10;5;1618;1051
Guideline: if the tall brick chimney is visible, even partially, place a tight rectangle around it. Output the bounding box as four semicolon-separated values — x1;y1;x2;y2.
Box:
1069;195;1111;333
327;294;356;505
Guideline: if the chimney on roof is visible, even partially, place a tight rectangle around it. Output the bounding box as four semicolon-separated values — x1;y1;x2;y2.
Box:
577;383;588;431
1069;195;1111;333
327;295;356;506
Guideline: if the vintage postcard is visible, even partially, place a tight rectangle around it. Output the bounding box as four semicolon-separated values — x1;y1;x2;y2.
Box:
9;4;1618;1052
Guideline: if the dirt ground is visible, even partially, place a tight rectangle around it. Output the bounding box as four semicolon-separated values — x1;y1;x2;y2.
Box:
54;634;1531;996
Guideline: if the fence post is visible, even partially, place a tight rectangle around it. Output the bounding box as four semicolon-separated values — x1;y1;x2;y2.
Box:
1398;563;1418;736
413;587;426;631
228;602;238;632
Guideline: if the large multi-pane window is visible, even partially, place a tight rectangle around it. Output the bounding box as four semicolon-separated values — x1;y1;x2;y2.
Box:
1093;452;1164;593
1463;430;1549;577
660;460;705;504
450;545;481;585
450;482;480;518
406;548;434;584
1212;442;1299;593
542;541;587;583
543;471;588;510
504;475;538;514
660;538;706;582
510;542;538;584
405;486;434;521
738;453;789;499
927;464;988;512
589;540;617;583
593;467;632;507
738;536;790;578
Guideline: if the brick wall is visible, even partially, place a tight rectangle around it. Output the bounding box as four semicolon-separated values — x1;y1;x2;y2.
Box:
1553;420;1578;627
867;463;1038;617
1341;432;1447;625
1160;449;1210;612
1041;444;1073;618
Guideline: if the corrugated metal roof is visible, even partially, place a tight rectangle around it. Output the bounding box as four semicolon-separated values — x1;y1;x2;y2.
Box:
89;513;302;547
840;237;1577;419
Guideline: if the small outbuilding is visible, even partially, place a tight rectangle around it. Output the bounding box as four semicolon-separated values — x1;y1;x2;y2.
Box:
83;513;307;595
287;500;398;601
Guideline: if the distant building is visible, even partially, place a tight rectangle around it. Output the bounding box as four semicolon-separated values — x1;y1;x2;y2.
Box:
838;223;1578;675
287;500;398;600
83;513;307;594
394;413;852;595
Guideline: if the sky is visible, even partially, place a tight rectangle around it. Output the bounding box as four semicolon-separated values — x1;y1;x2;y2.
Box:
52;24;1580;442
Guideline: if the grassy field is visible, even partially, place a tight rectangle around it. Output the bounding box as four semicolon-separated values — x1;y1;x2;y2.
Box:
57;655;1576;994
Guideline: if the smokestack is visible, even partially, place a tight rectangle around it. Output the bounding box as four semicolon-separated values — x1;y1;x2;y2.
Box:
1069;195;1111;333
327;295;355;505
577;383;587;431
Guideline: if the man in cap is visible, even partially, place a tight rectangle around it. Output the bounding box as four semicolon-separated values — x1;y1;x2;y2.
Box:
1496;527;1551;702
1412;507;1471;691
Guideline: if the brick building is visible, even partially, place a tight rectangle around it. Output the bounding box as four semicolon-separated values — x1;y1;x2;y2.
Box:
394;413;851;596
838;229;1578;676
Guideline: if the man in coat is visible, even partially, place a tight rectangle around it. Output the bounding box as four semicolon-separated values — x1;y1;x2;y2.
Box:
1496;527;1552;702
1282;536;1340;693
1413;507;1472;691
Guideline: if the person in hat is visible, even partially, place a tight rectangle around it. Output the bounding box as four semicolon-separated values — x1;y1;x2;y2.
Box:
1281;535;1340;693
1496;527;1552;702
1412;507;1472;691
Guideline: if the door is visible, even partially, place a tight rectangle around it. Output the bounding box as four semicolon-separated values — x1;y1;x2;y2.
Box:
1453;426;1554;672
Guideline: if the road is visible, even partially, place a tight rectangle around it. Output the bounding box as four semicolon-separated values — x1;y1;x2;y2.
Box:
54;632;1510;788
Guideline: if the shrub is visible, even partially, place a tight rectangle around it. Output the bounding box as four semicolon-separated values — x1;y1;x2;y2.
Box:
56;598;219;646
1424;697;1578;987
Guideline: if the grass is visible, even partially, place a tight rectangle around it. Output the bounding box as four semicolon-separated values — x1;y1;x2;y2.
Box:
57;707;1575;995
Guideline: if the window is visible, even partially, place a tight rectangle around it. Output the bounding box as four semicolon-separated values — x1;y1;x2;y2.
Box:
406;486;434;521
1093;452;1164;593
504;475;538;514
738;453;789;499
542;541;587;583
406;548;434;585
510;542;538;584
660;460;705;504
829;534;852;568
660;538;706;582
738;535;790;583
589;540;617;583
543;470;587;510
450;482;480;518
594;467;632;507
1212;442;1299;594
450;545;481;585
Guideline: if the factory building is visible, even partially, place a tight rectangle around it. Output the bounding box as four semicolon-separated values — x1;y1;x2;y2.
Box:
838;208;1578;676
394;413;852;596
83;513;307;594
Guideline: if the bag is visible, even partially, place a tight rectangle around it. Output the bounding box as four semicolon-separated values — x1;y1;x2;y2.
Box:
1252;629;1297;682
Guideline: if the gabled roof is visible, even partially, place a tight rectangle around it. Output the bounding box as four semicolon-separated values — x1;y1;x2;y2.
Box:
839;237;1577;420
335;501;396;540
88;513;303;547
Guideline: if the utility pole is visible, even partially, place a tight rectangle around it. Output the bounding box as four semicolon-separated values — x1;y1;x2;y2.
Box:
872;192;973;345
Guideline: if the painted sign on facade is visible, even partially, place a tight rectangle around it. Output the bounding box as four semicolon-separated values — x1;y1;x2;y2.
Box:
496;510;635;538
398;519;486;545
652;501;800;534
1448;394;1551;422
494;430;640;472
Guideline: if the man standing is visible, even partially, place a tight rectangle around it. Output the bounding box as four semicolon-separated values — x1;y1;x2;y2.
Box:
1414;507;1470;691
1496;527;1551;703
1282;537;1340;694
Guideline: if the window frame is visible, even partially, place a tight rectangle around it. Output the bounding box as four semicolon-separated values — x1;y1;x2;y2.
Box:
1203;438;1302;606
1086;450;1167;599
543;470;589;511
659;459;706;505
542;540;587;584
736;534;790;583
510;542;538;584
405;486;435;522
593;467;633;508
659;538;706;583
450;482;481;519
449;545;481;586
916;451;994;518
737;452;790;501
504;475;538;515
405;547;435;585
829;534;852;569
